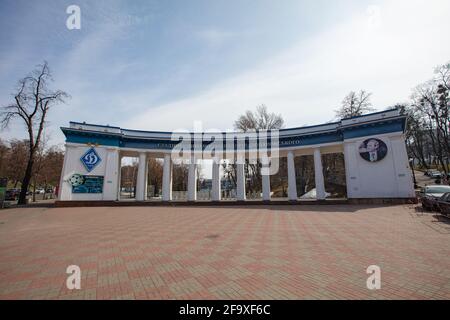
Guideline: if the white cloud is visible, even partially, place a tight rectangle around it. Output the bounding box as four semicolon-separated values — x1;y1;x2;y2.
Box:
126;0;450;131
195;28;235;47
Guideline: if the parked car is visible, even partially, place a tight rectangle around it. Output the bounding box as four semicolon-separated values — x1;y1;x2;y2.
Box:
437;192;450;216
5;189;33;200
5;189;20;201
419;185;450;211
429;171;443;179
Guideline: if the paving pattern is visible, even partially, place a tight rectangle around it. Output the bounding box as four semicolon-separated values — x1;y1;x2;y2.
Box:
0;204;449;300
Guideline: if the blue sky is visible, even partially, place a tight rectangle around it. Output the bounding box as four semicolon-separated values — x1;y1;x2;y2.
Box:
1;0;450;146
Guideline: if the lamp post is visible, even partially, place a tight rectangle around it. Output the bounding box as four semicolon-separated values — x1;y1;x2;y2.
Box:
410;158;418;189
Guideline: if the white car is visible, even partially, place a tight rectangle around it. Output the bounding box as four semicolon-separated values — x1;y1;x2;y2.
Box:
430;171;443;179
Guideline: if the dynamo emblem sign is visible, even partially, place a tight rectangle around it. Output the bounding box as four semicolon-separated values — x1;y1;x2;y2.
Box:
80;148;101;172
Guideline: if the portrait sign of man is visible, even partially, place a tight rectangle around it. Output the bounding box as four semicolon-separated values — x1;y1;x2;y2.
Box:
359;138;387;162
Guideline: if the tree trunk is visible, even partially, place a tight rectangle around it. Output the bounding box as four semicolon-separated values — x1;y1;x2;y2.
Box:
18;155;34;205
154;180;159;196
43;183;47;200
32;181;36;203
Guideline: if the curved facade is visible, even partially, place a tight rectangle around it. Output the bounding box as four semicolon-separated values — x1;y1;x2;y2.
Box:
58;109;415;203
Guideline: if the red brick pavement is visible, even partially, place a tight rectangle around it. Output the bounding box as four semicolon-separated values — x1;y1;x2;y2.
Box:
0;204;449;300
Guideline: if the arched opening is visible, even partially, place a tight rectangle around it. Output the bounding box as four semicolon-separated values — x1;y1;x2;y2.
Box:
147;157;163;200
322;153;347;199
119;156;138;200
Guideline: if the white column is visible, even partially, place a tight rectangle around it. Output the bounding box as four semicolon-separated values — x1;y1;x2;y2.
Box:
236;160;246;201
262;157;271;201
135;152;147;201
58;144;74;201
117;154;122;201
343;142;358;199
162;154;172;201
314;148;326;200
187;156;197;201
211;160;221;201
287;151;297;201
103;148;120;201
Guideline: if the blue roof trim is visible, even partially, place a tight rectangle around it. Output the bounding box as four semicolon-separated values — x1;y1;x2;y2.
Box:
69;121;339;135
341;108;398;120
63;128;120;147
341;119;405;139
280;121;340;132
69;121;121;129
68;110;400;135
62;113;407;150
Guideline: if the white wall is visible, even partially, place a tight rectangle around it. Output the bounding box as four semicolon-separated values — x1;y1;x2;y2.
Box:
59;144;120;201
344;133;415;198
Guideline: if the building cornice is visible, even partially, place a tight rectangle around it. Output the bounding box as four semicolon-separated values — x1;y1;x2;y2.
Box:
61;109;406;150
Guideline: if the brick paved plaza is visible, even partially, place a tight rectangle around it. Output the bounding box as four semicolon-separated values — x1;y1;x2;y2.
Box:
0;204;449;300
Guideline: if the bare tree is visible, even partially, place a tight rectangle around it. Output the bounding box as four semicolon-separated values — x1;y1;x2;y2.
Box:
4;140;28;188
37;145;64;199
234;105;284;132
172;164;188;191
335;90;375;119
31;142;46;202
0;137;63;200
121;161;138;198
1;62;69;204
402;106;429;169
0;139;8;179
147;158;163;196
411;63;450;175
392;61;450;178
231;105;284;195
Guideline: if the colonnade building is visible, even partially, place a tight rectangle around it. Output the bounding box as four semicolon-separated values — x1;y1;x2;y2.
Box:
57;109;415;204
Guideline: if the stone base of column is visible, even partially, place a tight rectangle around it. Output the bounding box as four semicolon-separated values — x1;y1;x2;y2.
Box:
55;198;355;207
